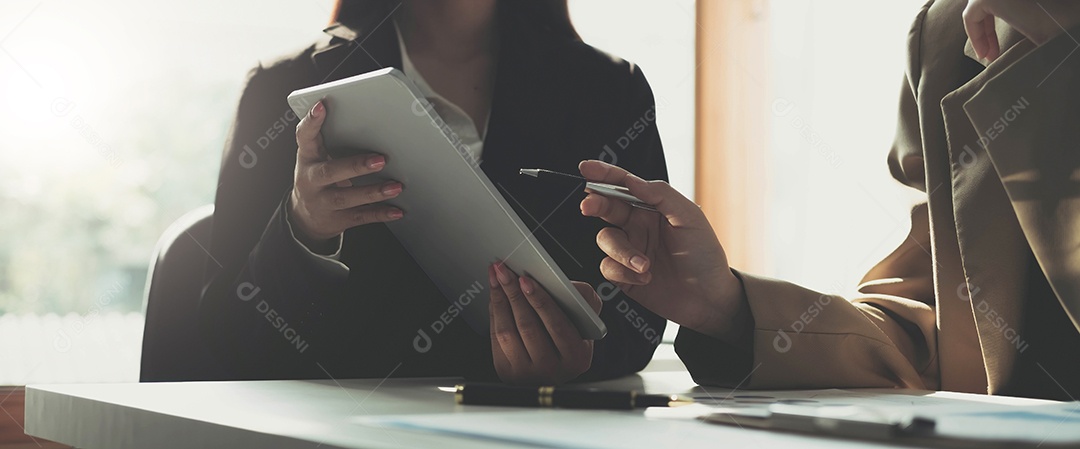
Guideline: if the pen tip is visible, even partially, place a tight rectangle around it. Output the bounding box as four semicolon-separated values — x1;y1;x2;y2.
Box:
519;168;539;178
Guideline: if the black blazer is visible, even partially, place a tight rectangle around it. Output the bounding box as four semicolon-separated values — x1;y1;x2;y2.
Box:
198;5;668;381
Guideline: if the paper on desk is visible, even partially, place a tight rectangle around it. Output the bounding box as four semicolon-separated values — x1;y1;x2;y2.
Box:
355;389;1078;448
931;402;1080;446
354;409;871;449
667;388;1080;447
647;388;1032;421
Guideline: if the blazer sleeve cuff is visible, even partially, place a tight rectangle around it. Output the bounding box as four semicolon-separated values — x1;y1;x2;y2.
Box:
674;326;755;387
677;270;929;390
251;194;350;286
278;195;349;275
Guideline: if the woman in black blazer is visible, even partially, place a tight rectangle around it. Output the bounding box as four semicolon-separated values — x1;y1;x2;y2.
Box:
198;0;668;383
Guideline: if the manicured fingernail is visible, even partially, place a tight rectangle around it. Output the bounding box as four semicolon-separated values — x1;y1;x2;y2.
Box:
368;155;385;169
382;182;402;196
311;101;323;118
495;263;512;285
518;276;534;295
388;209;403;219
488;266;499;288
630;255;648;273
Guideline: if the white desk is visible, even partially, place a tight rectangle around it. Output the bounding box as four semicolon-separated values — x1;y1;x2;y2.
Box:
24;367;1057;449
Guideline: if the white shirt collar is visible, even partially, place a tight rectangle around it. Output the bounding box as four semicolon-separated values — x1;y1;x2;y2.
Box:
393;21;489;162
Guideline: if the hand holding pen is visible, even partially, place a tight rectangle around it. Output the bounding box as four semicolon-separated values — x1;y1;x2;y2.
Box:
575;160;753;347
518;168;658;213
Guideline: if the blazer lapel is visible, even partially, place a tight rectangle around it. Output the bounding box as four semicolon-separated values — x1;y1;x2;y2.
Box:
964;28;1080;345
480;13;570;229
311;9;404;83
483;16;556;169
941;27;1032;394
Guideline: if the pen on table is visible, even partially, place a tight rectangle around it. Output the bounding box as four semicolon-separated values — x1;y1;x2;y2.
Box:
454;383;693;410
518;168;659;213
704;404;936;441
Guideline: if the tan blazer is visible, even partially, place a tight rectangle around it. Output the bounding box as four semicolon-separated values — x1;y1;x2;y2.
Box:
677;0;1080;397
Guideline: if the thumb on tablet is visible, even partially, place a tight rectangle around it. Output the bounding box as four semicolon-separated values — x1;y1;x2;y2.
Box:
572;281;602;314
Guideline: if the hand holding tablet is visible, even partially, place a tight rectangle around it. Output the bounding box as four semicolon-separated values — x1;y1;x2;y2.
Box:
287;68;608;342
288;100;405;247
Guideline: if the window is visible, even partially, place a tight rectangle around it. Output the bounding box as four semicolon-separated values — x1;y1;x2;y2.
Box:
764;0;928;295
569;0;697;197
695;0;930;297
0;0;337;384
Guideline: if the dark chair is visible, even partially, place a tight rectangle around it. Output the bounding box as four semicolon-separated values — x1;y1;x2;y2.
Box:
139;205;214;382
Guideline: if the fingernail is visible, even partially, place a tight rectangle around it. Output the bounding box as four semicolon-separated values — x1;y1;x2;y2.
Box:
630;255;648;273
495;263;512;285
519;277;534;295
368;155;386;169
388;209;403;219
382;182;402;196
488;266;499;288
311;101;323;118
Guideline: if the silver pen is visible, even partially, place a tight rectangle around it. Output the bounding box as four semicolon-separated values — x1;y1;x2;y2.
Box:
518;168;659;213
704;404;936;441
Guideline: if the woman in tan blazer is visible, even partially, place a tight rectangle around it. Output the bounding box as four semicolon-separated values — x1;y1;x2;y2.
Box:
577;0;1080;400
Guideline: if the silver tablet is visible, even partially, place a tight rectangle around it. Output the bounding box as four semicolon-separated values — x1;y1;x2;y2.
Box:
287;68;607;340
